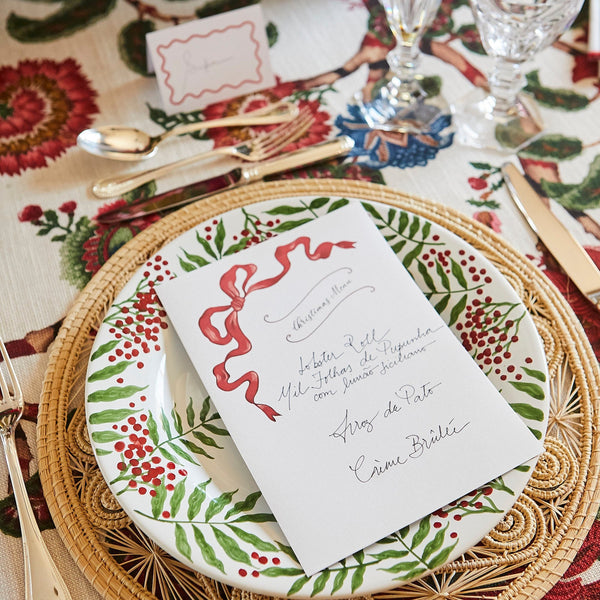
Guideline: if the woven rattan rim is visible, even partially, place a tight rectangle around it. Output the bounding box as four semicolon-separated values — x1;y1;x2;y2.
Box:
38;179;600;600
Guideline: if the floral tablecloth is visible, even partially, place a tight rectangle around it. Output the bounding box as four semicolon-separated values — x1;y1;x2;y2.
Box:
1;0;600;599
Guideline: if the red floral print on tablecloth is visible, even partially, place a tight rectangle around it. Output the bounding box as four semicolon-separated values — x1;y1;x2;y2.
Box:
201;83;331;151
0;58;98;176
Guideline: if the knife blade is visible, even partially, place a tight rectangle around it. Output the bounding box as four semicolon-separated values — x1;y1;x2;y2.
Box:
94;136;355;224
501;162;600;307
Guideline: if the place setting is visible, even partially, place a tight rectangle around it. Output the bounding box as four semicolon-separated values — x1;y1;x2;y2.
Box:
2;0;600;599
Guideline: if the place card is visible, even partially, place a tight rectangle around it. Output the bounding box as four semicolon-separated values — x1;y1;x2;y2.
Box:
156;202;542;576
146;5;275;114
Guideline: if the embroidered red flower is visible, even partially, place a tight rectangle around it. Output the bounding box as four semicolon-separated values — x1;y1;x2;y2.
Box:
473;210;502;233
18;204;43;222
58;201;77;214
201;83;331;152
0;58;98;176
468;176;488;190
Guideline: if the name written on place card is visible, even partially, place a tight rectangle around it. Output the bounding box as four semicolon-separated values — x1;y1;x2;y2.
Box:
146;4;275;115
156;202;542;576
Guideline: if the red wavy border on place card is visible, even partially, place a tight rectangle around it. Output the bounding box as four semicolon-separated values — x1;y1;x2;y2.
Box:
156;20;264;106
198;237;355;421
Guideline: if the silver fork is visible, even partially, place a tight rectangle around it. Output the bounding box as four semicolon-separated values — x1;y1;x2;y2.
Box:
91;108;315;199
0;336;72;600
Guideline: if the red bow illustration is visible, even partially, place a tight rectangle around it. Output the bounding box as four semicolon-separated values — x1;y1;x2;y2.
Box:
198;236;355;420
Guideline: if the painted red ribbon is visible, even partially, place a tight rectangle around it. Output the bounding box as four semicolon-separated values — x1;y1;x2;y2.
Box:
198;236;355;420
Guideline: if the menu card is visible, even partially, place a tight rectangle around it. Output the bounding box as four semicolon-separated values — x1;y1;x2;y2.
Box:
156;202;542;575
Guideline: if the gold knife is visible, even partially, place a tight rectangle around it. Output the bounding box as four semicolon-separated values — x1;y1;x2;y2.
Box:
95;136;355;223
501;162;600;307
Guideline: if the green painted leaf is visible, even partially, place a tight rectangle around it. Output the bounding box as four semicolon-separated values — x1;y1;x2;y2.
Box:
391;240;407;254
203;422;229;436
382;560;422;573
394;567;428;581
386;208;397;225
272;218;313;232
327;198;350;213
398;211;409;234
151;480;167;519
90;340;120;361
187;480;210;520
265;205;308;215
262;566;305;577
398;525;410;539
161;411;172;438
509;402;545;422
433;293;451;314
195;231;218;259
450;259;468;288
353;549;365;564
180;438;213;459
212;526;251;565
402;242;424;269
509;381;545;400
421;221;431;239
172;408;183;435
331;568;348;594
351;564;366;592
311;569;330;596
449;294;468;327
167;441;196;464
226;524;278;552
231;513;276;523
146;412;159;446
368;549;409;560
192;525;225;573
215;220;226;255
309;197;329;210
360;202;382;220
224;237;251;256
186;398;195;428
87;384;146;402
225;490;262;519
199;397;211;421
436;260;450;290
428;539;458;569
288;575;311;595
421;525;447;562
87;362;135;383
417;260;436;291
411;515;431;549
192;429;223;449
157;446;180;464
529;427;543;440
181;250;209;268
175;523;192;561
170;480;186;518
205;490;237;521
89;408;139;425
178;258;196;272
91;430;126;443
521;367;546;382
408;216;420;238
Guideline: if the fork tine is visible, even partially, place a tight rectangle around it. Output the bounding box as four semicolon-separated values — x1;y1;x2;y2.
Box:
252;108;312;149
261;110;314;155
0;336;22;404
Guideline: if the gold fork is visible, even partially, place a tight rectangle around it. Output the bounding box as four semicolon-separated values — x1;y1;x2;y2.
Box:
91;108;315;199
0;335;72;599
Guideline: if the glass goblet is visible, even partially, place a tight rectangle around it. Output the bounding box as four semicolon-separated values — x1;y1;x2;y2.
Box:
453;0;584;152
354;0;449;134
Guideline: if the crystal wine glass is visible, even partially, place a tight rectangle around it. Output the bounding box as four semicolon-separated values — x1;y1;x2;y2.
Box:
453;0;584;151
355;0;449;134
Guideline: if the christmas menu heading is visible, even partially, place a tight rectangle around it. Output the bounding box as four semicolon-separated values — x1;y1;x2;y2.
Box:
156;201;542;575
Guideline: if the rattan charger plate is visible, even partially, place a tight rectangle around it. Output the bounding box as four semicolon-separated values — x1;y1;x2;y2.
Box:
38;179;600;600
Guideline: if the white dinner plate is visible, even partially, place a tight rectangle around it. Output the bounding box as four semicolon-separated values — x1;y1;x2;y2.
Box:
85;195;549;598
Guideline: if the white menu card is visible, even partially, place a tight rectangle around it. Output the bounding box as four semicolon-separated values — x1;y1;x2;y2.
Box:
157;202;542;575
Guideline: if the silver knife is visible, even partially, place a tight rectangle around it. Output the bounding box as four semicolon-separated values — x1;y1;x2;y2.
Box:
95;136;355;224
502;162;600;308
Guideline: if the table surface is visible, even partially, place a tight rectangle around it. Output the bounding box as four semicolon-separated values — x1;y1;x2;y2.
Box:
2;0;600;599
